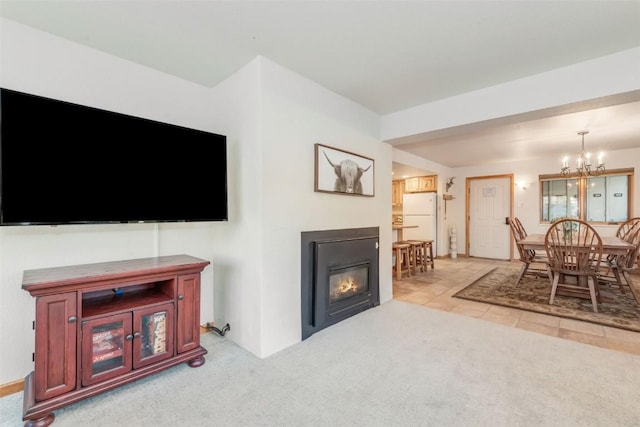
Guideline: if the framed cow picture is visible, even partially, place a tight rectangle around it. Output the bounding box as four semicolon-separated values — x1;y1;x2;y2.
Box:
314;143;375;197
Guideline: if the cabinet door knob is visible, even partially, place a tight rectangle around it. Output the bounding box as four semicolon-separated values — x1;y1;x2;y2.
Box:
68;316;77;323
178;295;184;300
133;332;141;338
125;334;134;341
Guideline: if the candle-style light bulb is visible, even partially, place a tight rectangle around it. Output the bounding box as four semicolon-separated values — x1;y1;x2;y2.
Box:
562;130;605;176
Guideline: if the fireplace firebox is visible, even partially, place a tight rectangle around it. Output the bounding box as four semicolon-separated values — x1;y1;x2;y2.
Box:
329;263;368;303
301;227;379;339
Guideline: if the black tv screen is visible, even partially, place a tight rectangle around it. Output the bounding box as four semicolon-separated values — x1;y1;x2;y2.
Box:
0;88;228;225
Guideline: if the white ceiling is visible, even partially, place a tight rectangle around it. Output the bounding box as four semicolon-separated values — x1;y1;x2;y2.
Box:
2;1;639;174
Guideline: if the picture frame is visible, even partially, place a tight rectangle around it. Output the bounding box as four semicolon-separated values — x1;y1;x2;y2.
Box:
314;143;375;197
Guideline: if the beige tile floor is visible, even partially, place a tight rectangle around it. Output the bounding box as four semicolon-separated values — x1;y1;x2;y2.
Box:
393;256;640;356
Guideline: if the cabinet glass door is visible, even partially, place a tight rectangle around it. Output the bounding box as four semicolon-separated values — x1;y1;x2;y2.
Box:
133;303;174;368
82;313;132;386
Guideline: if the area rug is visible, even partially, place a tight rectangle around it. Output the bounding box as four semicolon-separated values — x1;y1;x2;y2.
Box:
453;267;640;333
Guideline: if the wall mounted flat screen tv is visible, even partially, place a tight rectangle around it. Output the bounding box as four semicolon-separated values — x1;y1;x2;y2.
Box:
0;87;228;226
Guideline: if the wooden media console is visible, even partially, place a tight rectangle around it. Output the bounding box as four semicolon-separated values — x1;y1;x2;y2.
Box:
21;255;210;427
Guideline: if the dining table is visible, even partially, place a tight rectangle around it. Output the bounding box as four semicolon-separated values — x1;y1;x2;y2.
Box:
517;233;636;256
517;233;637;298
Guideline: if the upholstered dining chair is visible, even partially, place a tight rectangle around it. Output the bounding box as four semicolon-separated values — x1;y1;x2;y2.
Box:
545;218;603;312
600;217;640;293
509;217;552;286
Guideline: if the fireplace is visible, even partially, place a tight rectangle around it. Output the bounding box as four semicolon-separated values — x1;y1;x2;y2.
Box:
301;227;379;339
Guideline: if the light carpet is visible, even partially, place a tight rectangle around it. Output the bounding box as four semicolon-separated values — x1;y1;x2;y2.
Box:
453;267;640;333
2;300;640;427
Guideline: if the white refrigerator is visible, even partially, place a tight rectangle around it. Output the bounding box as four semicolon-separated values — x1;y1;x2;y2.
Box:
402;192;437;255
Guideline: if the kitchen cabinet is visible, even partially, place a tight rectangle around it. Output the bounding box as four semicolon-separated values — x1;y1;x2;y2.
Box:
404;175;437;193
392;180;405;206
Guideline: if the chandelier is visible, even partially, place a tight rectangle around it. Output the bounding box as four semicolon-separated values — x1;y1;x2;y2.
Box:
560;131;605;177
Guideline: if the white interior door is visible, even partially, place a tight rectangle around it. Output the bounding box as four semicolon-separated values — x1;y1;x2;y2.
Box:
468;177;511;260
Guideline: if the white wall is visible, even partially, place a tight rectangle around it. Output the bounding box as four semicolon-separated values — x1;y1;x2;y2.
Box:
446;146;640;256
381;47;640;141
0;19;393;384
0;18;231;384
385;46;640;258
259;59;390;356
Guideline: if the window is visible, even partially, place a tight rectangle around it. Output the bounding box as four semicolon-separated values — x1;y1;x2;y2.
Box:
541;178;579;221
539;168;633;224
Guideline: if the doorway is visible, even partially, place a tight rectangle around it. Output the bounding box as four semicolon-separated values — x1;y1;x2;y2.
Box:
466;174;513;260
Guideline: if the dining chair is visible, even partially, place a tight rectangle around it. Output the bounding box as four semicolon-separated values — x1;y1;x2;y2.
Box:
509;217;552;286
545;218;603;312
600;217;640;293
512;216;528;238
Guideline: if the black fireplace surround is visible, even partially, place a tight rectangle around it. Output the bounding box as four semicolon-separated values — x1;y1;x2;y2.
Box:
301;227;380;339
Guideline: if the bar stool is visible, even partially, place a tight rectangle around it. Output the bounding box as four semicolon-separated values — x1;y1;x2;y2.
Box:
392;242;411;280
405;240;427;273
423;239;435;269
397;240;418;275
406;239;434;270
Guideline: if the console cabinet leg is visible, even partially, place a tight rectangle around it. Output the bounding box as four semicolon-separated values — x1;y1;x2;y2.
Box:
24;413;55;427
188;356;205;368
